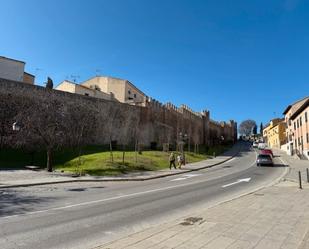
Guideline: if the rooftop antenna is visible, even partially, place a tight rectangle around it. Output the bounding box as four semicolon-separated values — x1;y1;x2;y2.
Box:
95;69;101;76
35;68;43;75
70;75;80;83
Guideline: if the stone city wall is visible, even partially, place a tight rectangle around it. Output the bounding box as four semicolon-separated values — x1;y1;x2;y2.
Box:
0;78;237;149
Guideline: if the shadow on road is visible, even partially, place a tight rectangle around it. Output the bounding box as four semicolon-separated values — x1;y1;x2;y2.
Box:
258;164;288;168
0;189;57;217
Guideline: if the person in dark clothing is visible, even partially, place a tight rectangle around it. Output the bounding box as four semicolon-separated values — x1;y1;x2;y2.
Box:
169;152;176;169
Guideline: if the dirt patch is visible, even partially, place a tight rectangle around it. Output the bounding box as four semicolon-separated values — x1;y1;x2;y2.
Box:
180;217;204;226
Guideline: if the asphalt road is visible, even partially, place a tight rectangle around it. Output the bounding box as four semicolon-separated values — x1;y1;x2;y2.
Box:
0;144;287;249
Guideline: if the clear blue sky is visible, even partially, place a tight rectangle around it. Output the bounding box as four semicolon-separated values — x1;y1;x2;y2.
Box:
1;0;308;126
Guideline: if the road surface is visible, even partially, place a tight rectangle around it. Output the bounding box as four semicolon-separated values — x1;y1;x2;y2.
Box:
0;144;287;249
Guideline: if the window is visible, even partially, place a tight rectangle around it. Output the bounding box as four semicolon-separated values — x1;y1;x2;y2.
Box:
84;93;89;96
305;112;308;122
289;119;291;126
300;117;302;126
301;136;303;146
307;133;309;143
134;94;136;98
297;119;299;128
294;122;296;130
128;90;131;94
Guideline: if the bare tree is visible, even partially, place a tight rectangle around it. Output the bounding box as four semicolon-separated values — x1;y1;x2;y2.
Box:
239;119;257;136
65;102;98;170
14;97;69;171
102;103;122;163
117;106;139;165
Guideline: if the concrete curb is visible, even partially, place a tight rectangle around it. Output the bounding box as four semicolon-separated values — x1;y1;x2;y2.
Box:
0;147;242;189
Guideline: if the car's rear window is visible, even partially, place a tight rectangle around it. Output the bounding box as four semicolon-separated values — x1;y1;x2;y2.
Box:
258;154;271;159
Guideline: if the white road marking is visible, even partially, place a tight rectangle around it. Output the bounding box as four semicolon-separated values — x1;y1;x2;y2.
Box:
1;150;258;220
183;174;201;178
0;178;215;220
222;177;251;188
170;174;201;181
170;178;187;181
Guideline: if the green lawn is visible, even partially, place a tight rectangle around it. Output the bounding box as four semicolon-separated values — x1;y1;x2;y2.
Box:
0;144;232;176
56;150;208;176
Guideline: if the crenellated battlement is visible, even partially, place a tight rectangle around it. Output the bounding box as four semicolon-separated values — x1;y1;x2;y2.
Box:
0;78;237;148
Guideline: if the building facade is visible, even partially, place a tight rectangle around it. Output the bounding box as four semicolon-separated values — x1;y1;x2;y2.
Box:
283;97;309;159
264;119;286;149
263;118;285;147
56;76;147;105
56;80;113;101
0;56;35;84
81;76;147;105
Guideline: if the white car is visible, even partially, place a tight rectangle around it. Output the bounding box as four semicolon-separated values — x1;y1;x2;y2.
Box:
253;142;258;148
258;143;267;149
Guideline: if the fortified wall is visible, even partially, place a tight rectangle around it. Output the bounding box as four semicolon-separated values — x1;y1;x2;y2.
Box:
0;79;237;149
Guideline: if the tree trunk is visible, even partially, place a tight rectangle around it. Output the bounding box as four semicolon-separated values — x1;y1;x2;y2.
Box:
109;137;114;163
46;148;53;172
135;140;138;164
122;144;125;165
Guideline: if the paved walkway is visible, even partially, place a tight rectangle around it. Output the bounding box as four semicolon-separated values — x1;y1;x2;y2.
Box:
95;150;309;249
0;143;242;188
272;148;309;184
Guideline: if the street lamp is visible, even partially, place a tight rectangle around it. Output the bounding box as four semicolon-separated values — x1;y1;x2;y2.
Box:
179;132;188;165
221;136;225;143
12;121;22;131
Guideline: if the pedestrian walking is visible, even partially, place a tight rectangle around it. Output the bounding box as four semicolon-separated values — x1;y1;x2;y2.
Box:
169;152;176;169
177;154;182;169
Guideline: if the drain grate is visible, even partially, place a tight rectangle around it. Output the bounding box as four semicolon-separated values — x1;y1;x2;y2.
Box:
180;217;204;226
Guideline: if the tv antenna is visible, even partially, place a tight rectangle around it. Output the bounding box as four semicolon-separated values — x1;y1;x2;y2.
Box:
70;75;80;83
95;69;101;76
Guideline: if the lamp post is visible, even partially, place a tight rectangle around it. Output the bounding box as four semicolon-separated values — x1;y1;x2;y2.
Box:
179;132;188;165
221;136;225;144
12;121;22;132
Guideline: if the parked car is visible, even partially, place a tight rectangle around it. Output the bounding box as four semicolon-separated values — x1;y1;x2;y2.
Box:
260;149;274;157
256;154;274;166
252;142;258;148
258;143;267;149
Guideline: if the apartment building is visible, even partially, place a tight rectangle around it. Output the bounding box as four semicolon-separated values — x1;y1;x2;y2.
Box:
0;56;35;84
56;76;147;106
81;76;146;106
283;96;309;159
55;80;113;101
263;118;286;149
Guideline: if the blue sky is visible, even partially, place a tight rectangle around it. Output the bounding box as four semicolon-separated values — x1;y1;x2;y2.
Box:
1;0;308;126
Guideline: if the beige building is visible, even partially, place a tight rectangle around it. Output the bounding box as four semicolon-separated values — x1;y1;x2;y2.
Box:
56;76;147;105
263;119;286;149
263;118;282;145
0;56;35;84
55;80;113;100
283;97;309;159
81;76;147;105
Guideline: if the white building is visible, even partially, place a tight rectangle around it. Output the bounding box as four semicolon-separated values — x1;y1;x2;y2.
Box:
0;56;35;84
56;80;114;101
81;76;147;105
56;76;147;105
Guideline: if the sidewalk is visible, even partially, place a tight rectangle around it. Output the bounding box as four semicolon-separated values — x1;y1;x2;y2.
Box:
0;143;242;188
95;150;309;249
272;148;309;184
